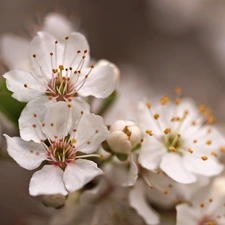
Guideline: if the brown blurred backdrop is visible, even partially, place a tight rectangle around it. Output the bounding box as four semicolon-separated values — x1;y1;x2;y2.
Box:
1;0;225;224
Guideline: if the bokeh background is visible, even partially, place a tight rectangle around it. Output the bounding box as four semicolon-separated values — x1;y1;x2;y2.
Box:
1;0;225;224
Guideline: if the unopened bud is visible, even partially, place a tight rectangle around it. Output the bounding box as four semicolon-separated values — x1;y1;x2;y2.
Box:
107;120;141;154
42;194;66;208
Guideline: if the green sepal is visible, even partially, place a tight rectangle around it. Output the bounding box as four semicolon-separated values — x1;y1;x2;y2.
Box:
96;91;117;116
116;153;128;161
131;143;141;152
102;140;113;153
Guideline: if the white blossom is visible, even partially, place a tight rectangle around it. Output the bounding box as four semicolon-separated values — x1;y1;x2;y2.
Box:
176;183;225;225
4;102;108;196
3;31;116;107
137;94;225;184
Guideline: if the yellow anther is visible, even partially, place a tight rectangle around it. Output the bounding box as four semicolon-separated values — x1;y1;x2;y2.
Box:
177;199;183;204
199;105;206;113
201;156;208;161
146;130;153;136
206;140;212;145
170;146;176;152
207;128;212;134
200;203;205;208
211;152;217;157
209;198;213;202
188;148;193;154
192;121;196;126
71;139;76;144
193;139;197;143
208;116;216;124
174;86;182;95
154;113;160;120
146;102;151;109
164;128;171;134
59;65;64;70
164;190;168;195
184;110;189;115
160;96;170;105
175;98;181;105
220;146;225;152
176;117;181;121
177;133;181;138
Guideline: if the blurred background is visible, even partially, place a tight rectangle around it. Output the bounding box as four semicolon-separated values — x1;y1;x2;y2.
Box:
1;0;225;224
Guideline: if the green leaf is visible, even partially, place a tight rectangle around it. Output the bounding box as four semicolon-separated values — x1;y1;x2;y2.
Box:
0;79;26;126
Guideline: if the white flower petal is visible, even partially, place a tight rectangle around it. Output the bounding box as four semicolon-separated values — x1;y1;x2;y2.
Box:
123;154;138;186
78;62;116;98
29;31;63;76
63;159;103;192
0;34;30;70
139;136;165;171
137;101;164;136
75;114;109;154
129;179;160;225
43;13;74;42
4;135;46;170
3;70;45;102
183;153;224;177
19;96;53;142
43;101;76;140
176;204;200;225
29;165;67;196
160;153;197;184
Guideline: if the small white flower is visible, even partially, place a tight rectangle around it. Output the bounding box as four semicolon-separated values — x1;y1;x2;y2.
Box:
4;102;108;196
106;120;142;186
3;31;116;106
137;93;224;184
176;183;225;225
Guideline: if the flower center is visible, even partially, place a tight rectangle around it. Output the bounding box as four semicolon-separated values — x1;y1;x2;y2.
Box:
46;138;76;169
198;215;218;225
163;133;183;155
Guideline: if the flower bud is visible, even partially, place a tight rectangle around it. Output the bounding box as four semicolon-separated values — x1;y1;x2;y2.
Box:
42;194;66;208
107;120;141;154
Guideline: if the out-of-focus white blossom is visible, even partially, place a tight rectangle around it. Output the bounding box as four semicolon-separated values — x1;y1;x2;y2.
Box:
176;183;225;225
49;163;144;225
137;93;225;184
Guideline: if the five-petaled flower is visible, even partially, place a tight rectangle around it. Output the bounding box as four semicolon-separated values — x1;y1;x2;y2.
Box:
3;31;116;109
4;102;108;196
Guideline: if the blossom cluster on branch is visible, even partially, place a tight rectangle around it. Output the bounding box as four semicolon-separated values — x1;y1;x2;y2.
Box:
1;12;225;225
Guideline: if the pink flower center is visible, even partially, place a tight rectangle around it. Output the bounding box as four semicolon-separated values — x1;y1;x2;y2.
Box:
46;138;76;169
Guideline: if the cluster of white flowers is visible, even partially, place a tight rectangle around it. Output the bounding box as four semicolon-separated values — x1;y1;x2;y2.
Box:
1;12;225;225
